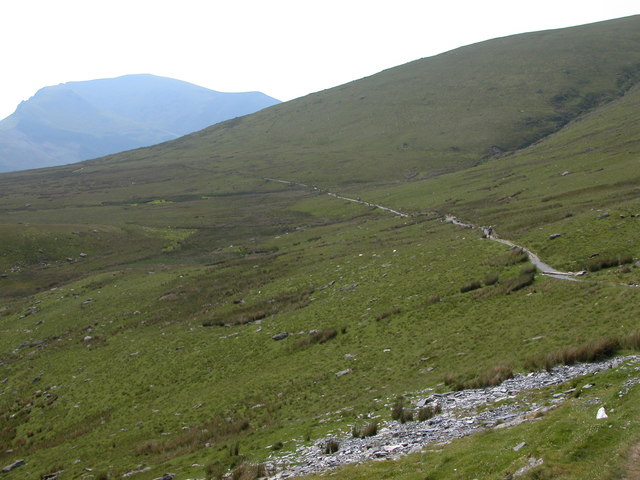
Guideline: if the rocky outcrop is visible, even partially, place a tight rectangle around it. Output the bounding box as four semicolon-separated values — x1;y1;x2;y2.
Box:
266;355;640;479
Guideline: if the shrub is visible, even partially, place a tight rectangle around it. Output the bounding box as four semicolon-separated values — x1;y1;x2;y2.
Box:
271;441;284;451
460;280;482;293
324;439;340;454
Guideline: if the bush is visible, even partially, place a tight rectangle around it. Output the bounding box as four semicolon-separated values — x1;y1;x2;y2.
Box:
460;280;482;293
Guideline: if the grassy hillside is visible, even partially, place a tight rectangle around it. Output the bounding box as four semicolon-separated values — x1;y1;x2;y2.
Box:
0;15;639;480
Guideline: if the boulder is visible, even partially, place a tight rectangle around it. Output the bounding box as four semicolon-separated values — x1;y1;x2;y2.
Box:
596;407;608;419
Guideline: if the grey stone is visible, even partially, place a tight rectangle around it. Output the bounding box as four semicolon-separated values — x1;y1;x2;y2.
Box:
513;441;527;451
2;459;26;472
152;474;175;480
335;369;352;377
548;233;563;240
272;332;289;341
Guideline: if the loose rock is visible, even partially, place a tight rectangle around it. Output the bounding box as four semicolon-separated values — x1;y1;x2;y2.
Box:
2;459;26;473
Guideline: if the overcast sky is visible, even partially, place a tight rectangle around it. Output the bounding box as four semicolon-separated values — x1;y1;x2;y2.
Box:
1;0;637;119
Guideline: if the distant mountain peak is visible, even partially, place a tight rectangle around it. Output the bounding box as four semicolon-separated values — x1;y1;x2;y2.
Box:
0;74;280;172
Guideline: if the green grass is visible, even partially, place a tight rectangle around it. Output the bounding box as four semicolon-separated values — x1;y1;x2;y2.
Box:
0;15;640;480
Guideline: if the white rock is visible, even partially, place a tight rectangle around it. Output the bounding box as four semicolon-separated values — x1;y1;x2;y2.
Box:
596;407;608;419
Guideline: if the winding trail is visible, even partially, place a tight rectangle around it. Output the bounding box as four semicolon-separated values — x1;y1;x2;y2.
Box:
263;177;409;218
443;215;584;282
264;177;581;282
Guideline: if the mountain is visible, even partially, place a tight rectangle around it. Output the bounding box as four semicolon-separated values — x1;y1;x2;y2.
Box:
0;74;280;172
0;16;639;480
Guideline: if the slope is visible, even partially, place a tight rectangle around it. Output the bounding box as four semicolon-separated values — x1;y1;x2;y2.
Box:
0;15;639;480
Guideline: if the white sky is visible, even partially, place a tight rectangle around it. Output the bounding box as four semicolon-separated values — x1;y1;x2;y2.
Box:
1;0;637;119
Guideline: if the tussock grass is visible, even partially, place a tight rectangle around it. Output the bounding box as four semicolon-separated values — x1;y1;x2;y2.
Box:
134;417;250;458
324;439;340;454
231;462;268;480
375;307;402;321
586;254;634;272
418;404;442;421
460;280;482;293
488;248;528;267
391;397;414;423
444;365;514;391
524;330;640;372
292;328;339;350
352;422;378;438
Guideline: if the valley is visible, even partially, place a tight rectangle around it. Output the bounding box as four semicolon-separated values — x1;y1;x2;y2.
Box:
1;15;639;480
